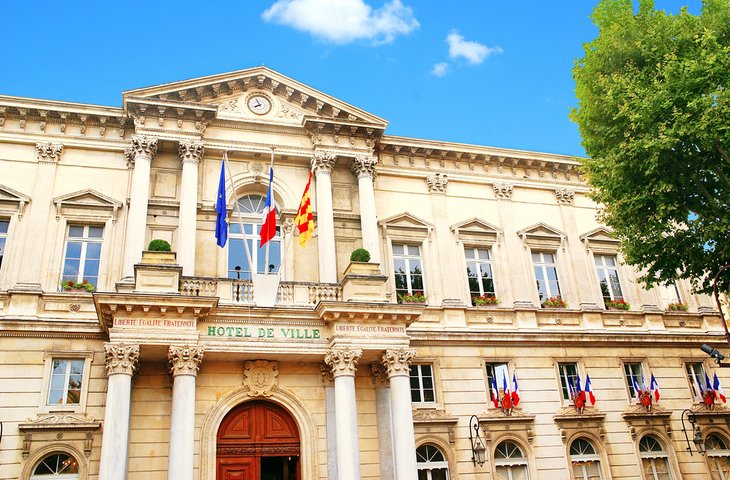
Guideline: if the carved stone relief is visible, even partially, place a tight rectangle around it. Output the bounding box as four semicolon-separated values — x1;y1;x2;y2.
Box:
243;360;279;397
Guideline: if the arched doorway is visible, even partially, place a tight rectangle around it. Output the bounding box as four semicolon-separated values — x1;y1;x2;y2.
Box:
217;400;300;480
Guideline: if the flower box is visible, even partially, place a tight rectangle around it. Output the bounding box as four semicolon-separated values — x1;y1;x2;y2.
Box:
473;294;499;306
605;298;630;310
667;302;689;312
542;296;566;308
398;291;427;304
61;279;95;293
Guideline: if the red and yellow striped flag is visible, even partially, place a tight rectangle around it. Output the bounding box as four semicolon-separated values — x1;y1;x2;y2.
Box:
295;171;315;247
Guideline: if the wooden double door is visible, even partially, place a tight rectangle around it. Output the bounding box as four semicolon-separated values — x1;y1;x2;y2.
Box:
217;400;301;480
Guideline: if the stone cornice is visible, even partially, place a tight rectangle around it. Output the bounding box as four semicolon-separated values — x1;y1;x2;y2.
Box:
316;301;424;326
94;293;219;332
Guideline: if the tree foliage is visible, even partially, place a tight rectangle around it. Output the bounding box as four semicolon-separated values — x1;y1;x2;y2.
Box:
572;0;730;293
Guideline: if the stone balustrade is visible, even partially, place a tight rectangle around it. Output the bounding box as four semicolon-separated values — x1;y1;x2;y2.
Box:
179;277;342;306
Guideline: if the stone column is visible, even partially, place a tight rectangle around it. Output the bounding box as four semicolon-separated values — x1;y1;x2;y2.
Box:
320;363;338;480
167;345;204;480
14;142;62;290
324;347;363;480
312;152;337;283
177;141;204;276
371;363;395;480
99;343;139;480
427;173;462;306
122;135;158;278
382;348;418;480
352;156;381;265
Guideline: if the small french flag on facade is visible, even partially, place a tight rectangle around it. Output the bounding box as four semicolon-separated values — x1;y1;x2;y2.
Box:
585;374;596;405
650;374;661;402
714;373;726;403
490;375;500;408
259;166;276;248
511;373;520;406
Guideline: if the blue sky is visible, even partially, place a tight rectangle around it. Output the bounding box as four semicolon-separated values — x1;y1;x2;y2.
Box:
1;1;703;157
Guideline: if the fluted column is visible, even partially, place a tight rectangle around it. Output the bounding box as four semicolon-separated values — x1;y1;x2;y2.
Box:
371;363;395;480
99;343;139;480
352;156;381;265
177;141;204;275
382;348;418;480
167;345;204;480
312;152;337;283
122;135;158;278
324;347;363;480
14;142;62;290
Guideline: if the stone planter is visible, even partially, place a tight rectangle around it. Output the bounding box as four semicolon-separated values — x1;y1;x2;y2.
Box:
343;261;381;276
135;250;181;294
341;261;388;302
140;250;177;265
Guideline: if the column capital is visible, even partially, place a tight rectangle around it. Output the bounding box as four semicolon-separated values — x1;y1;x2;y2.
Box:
352;155;378;180
168;345;204;377
178;140;204;165
382;348;416;378
493;182;514;199
131;135;158;159
369;362;389;386
35;142;63;163
104;343;140;376
311;151;337;175
426;173;448;194
324;347;362;378
555;188;575;205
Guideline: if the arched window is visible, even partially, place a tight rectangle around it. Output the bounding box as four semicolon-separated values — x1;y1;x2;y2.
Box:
706;434;730;480
570;437;603;480
495;440;530;480
30;452;79;479
227;194;281;280
416;444;450;480
639;435;673;480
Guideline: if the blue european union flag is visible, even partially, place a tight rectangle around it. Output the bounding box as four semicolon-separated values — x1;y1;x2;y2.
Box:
215;160;228;247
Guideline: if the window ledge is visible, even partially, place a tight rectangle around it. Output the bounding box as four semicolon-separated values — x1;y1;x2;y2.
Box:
19;413;100;432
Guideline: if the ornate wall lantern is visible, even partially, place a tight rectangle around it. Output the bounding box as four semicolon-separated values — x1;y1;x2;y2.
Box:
681;409;705;456
469;415;486;466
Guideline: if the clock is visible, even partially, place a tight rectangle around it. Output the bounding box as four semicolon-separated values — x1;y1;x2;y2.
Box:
248;95;272;115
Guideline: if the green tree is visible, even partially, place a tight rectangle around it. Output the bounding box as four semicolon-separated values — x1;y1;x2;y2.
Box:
571;0;730;293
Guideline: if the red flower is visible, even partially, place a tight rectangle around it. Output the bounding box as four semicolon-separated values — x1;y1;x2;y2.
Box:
67;280;74;286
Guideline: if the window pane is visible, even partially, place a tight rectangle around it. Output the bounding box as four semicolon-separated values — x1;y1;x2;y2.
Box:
465;248;476;259
86;242;102;259
0;220;8;234
88;226;104;238
393;244;405;255
65;242;82;258
84;260;100;279
68;225;84;237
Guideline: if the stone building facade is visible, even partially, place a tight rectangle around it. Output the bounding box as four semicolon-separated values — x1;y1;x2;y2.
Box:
0;66;729;480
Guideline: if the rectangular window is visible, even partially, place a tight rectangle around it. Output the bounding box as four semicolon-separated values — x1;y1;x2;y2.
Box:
660;281;683;307
393;244;424;298
227;222;282;280
558;362;579;401
410;364;436;404
48;359;85;406
624;362;646;400
486;362;510;395
595;255;624;305
0;219;8;270
533;252;561;302
686;362;707;402
466;247;496;301
61;225;103;287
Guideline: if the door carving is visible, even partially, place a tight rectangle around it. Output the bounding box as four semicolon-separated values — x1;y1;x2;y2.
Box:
217;400;300;480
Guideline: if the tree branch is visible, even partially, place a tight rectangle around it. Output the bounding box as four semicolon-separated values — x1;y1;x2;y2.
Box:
716;140;730;166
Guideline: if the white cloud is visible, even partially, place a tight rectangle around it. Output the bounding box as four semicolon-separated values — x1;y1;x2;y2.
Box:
262;0;419;45
446;31;502;65
431;62;449;77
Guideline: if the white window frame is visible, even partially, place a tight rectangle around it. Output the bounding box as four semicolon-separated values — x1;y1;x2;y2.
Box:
639;435;674;480
532;251;562;302
0;217;9;274
486;361;512;400
623;361;647;401
227;194;282;280
685;361;708;403
594;254;625;304
465;246;497;299
60;224;104;287
39;352;93;414
29;451;81;479
416;443;451;480
393;243;425;297
494;440;530;480
557;362;580;403
706;433;730;480
570;437;603;480
410;363;437;405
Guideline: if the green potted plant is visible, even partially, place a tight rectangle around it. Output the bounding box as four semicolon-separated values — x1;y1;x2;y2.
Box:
61;279;95;293
605;298;630;310
343;248;380;277
147;239;171;252
542;296;567;308
141;239;176;265
473;294;499;306
398;291;427;304
667;302;689;312
350;248;371;263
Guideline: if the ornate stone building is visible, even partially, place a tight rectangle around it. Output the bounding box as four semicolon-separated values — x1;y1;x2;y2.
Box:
0;66;728;480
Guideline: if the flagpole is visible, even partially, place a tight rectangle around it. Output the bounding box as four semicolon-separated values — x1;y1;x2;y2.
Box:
264;148;274;275
223;152;254;279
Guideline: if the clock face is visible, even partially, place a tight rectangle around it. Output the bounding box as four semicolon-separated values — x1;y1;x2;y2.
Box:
248;95;271;115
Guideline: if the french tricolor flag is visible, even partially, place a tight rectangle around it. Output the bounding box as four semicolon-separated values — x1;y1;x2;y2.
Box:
259;166;276;248
511;373;520;406
714;373;726;403
585;374;596;405
650;374;661;402
490;375;500;408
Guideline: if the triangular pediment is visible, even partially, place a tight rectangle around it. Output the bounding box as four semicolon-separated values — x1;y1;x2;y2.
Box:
53;189;122;209
123;66;388;128
579;227;618;243
380;212;434;240
517;222;565;239
0;184;30;216
450;217;501;244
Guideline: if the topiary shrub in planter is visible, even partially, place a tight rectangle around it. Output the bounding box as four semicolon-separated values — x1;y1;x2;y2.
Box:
148;239;172;252
350;248;371;263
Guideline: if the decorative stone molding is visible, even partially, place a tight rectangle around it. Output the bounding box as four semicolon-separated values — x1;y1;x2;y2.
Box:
242;360;279;397
553;406;606;444
622;404;672;440
130;135;158;159
35;142;63;163
178;139;204;165
352;155;378;180
311;151;336;174
493;183;514;199
555;188;575;205
382;348;416;378
319;362;334;385
426;173;448;194
480;409;536;446
323;347;362;378
369;362;389;386
412;409;459;444
168;345;204;377
104;343;140;376
282;217;295;236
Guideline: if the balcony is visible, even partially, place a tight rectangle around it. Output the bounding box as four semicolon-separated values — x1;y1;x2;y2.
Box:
179;277;342;307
